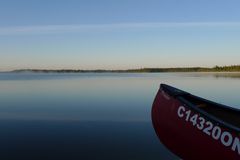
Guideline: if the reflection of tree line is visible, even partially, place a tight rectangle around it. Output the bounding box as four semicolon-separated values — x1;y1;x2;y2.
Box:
13;65;240;73
212;73;240;79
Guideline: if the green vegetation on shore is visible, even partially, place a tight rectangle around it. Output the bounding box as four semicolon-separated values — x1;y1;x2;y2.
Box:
13;65;240;73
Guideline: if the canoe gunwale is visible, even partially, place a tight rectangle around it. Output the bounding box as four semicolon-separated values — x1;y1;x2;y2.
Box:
160;84;240;133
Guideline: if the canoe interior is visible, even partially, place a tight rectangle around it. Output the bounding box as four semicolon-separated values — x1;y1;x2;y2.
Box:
183;94;240;129
160;84;240;129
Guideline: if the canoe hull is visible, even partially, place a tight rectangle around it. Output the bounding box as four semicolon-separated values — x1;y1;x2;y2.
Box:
152;87;240;160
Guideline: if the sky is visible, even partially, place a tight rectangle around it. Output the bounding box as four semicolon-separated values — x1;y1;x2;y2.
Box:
1;0;240;71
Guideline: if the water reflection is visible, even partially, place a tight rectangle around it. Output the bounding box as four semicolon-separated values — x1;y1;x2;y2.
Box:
181;72;240;79
0;72;239;159
0;120;178;160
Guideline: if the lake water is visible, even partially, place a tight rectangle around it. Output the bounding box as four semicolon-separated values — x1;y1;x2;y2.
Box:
0;72;240;160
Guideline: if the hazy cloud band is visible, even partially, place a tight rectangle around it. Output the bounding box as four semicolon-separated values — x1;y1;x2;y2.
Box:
1;22;240;35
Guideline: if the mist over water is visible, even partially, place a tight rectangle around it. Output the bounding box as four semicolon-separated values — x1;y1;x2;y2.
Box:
0;72;239;160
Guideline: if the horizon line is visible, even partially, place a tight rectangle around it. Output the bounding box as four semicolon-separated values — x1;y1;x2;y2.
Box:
1;22;240;35
0;64;239;72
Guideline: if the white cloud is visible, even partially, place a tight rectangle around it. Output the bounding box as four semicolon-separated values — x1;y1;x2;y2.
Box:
0;22;240;35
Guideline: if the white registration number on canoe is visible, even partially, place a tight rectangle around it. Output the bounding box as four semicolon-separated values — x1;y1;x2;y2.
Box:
177;106;240;155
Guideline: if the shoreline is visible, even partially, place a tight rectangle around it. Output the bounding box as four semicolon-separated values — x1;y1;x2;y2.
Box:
8;65;240;73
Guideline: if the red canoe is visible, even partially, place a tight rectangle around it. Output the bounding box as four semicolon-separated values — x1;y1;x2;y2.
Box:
152;84;240;160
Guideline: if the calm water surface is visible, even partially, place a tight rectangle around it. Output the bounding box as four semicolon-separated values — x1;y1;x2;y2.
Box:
0;72;240;160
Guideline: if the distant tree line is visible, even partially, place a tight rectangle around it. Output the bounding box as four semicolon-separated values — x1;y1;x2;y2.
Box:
212;65;240;72
128;65;240;72
13;65;240;73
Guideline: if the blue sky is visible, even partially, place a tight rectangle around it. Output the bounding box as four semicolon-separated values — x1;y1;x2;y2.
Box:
1;0;240;70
